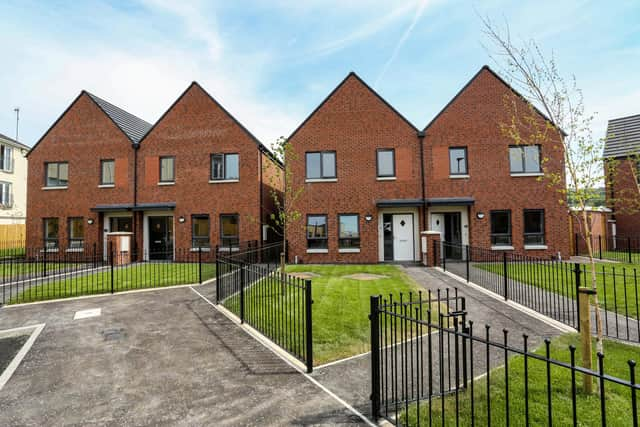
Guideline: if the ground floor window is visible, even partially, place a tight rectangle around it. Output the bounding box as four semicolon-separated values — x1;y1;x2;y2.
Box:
490;210;512;246
307;215;328;249
192;215;210;248
338;214;360;249
68;217;84;249
220;214;239;248
524;209;545;245
43;218;59;249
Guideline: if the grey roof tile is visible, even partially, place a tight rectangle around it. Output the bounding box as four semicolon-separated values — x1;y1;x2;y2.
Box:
603;114;640;158
86;92;152;144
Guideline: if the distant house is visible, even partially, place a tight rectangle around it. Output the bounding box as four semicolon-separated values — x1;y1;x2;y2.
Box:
0;132;29;226
604;114;640;237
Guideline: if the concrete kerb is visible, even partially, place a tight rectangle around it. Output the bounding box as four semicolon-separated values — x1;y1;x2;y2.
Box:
0;323;46;391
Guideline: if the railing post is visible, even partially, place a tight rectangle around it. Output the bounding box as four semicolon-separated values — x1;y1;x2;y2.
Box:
93;242;97;269
574;263;581;331
503;252;508;300
198;246;202;284
442;243;446;271
215;246;220;304
465;245;470;282
598;235;602;260
628;237;633;264
369;295;381;420
305;279;313;373
433;239;437;267
240;263;245;324
42;246;47;277
109;241;114;294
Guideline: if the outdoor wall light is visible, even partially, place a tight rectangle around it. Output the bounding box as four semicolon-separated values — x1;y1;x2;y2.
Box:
476;212;485;220
87;218;94;225
178;216;186;223
365;214;373;222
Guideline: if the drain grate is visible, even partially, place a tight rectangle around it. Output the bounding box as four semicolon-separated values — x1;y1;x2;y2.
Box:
101;328;126;342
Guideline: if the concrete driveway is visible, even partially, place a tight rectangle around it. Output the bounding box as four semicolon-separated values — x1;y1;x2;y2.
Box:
0;284;365;426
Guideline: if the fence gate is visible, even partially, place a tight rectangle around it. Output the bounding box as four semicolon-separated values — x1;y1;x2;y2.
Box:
370;289;469;425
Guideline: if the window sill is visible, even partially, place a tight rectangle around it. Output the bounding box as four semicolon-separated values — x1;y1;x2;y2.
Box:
218;247;240;253
40;248;59;253
449;174;470;179
491;246;514;251
376;176;396;181
339;248;361;253
524;245;548;250
305;178;337;183
158;182;175;186
66;248;84;253
42;186;68;191
98;184;115;188
306;249;329;254
510;172;543;177
209;179;239;184
190;247;211;252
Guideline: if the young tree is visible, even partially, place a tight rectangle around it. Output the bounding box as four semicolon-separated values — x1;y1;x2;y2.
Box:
480;17;610;388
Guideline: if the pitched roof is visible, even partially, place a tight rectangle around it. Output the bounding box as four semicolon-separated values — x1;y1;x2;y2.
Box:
603;114;640;158
288;71;418;141
0;132;30;151
85;92;152;144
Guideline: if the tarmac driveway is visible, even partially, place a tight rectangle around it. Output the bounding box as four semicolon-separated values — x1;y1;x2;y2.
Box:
0;284;365;426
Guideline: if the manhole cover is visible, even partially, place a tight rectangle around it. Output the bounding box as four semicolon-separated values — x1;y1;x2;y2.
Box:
289;272;320;279
101;328;126;342
343;273;389;281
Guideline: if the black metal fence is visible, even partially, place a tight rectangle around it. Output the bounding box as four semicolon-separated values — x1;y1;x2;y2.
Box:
0;245;214;305
370;290;640;426
575;233;640;264
436;241;640;343
0;240;26;258
215;241;313;372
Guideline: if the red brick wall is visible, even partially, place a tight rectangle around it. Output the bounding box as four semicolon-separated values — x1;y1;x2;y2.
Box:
288;74;423;263
26;93;135;251
261;151;284;242
424;68;570;257
607;158;640;237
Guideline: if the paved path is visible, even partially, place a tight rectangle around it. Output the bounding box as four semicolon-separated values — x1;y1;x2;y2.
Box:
0;284;365;426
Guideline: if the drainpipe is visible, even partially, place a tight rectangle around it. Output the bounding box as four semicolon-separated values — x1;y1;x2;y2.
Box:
418;130;427;230
132;142;140;255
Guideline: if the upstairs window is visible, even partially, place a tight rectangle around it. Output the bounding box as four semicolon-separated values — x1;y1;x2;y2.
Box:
100;159;115;185
490;210;512;246
0;181;12;207
449;147;468;175
211;153;239;181
509;145;541;174
524;209;545;245
192;215;210;248
306;151;336;180
68;217;84;249
220;214;239;248
159;156;175;183
307;215;328;249
338;214;360;249
43;218;59;249
45;162;68;187
0;145;13;172
376;149;395;178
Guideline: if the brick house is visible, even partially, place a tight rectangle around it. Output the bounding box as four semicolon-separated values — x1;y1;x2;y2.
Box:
26;84;282;258
287;66;569;264
604;114;640;238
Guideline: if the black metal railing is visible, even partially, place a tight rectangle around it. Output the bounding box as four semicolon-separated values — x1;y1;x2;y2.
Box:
0;244;215;305
215;241;313;372
370;290;640;426
435;241;640;343
575;233;640;264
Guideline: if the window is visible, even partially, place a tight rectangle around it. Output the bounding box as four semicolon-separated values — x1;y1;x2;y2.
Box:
524;209;545;245
490;210;512;246
376;149;395;178
45;162;68;187
192;215;210;248
210;153;239;181
307;215;328;249
0;145;13;172
109;216;132;232
509;145;541;174
449;147;468;175
43;218;59;249
0;181;12;207
159;156;175;183
220;214;239;248
338;214;360;249
100;159;115;185
306;151;336;179
68;217;84;249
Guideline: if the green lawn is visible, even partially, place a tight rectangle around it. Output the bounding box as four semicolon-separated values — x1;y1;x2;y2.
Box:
402;334;639;426
475;261;639;319
223;264;445;365
597;250;640;265
0;261;85;280
7;262;215;304
0;247;25;258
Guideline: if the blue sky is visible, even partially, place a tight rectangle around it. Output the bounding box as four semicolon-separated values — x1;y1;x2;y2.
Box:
1;0;638;149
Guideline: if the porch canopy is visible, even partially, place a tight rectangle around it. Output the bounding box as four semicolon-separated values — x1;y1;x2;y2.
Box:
91;202;176;212
376;197;475;208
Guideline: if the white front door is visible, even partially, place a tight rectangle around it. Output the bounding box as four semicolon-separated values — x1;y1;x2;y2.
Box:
393;214;414;261
431;213;445;235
